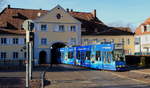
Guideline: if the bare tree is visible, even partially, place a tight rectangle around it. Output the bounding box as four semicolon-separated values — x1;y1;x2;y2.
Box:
108;21;135;32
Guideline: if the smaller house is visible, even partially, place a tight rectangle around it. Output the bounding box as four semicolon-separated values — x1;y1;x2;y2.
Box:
135;18;150;54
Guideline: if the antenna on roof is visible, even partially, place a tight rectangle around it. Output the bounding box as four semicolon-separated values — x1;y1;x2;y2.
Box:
7;5;11;8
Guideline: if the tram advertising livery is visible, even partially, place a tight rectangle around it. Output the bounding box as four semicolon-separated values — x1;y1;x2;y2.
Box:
59;44;126;71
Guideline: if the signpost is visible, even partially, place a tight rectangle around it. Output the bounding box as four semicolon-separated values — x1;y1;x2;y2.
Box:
23;20;34;88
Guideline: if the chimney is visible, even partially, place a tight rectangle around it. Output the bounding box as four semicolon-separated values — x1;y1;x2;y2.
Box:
71;9;73;12
92;9;96;18
66;8;69;12
8;5;11;8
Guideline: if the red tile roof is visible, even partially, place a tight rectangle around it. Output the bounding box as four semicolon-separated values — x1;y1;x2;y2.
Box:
0;7;133;36
135;18;150;35
0;7;47;34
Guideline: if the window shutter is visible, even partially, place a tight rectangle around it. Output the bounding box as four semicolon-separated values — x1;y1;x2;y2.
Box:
10;38;12;44
6;38;9;44
68;26;70;32
46;24;48;31
19;38;24;45
54;25;59;32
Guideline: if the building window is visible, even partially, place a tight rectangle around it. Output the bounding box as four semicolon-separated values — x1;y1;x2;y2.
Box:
41;38;47;45
13;38;19;44
0;52;6;59
59;25;65;32
1;38;7;44
13;52;18;59
70;37;76;45
127;39;130;45
41;24;47;31
70;26;76;32
135;38;140;45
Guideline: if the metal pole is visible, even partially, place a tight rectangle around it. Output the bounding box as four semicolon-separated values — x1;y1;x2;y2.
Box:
29;42;32;80
26;42;29;88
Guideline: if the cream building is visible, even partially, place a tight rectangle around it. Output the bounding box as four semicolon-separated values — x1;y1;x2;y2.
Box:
33;5;81;64
0;5;82;65
82;27;135;55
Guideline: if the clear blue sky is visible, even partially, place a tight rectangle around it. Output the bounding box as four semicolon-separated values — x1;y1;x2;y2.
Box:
2;0;150;31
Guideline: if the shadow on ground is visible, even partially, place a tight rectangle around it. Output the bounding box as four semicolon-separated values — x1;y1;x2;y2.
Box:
0;77;25;88
47;64;93;72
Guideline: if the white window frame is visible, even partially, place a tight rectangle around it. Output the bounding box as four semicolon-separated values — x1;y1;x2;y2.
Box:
70;37;76;45
40;24;48;31
41;38;47;45
13;52;18;59
0;52;7;59
70;25;76;32
1;38;7;44
13;38;19;44
59;25;65;32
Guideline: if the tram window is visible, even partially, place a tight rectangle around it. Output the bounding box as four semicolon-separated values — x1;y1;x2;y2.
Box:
86;51;91;60
96;51;101;61
68;52;73;58
112;51;116;61
61;52;64;58
77;51;80;59
107;52;112;63
103;52;106;63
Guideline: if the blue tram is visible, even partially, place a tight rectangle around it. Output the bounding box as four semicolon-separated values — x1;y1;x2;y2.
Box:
59;44;126;71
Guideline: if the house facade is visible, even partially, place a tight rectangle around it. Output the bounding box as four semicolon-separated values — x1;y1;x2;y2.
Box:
135;18;150;54
0;5;135;65
33;5;81;64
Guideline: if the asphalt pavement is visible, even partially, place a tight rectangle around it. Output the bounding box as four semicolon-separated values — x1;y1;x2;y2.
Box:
45;64;150;88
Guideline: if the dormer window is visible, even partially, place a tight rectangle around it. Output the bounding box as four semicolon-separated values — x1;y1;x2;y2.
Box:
144;25;147;32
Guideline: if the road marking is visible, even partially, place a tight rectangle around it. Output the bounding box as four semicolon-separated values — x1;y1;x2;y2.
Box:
110;72;149;84
131;70;150;75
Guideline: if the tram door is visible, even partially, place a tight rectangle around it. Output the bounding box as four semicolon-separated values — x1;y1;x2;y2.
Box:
102;51;115;70
80;51;86;66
